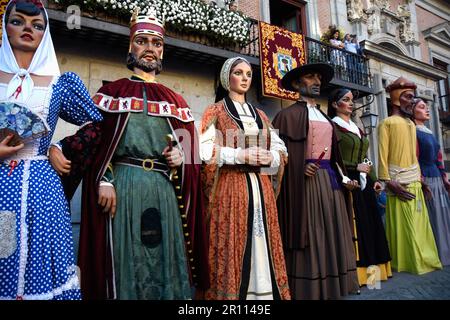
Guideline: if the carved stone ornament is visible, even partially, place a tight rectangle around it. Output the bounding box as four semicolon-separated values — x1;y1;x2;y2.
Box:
364;0;394;35
347;0;367;22
397;4;415;43
371;0;391;11
397;4;411;19
400;21;415;43
365;6;381;35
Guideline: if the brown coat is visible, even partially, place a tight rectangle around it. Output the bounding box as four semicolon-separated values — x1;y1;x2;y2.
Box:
272;101;352;250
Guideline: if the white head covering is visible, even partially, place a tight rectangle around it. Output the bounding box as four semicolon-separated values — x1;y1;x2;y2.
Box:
0;0;60;102
220;56;250;92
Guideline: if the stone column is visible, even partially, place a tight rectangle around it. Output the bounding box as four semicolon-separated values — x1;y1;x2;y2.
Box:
430;92;446;159
260;0;271;23
331;0;352;31
407;0;421;60
307;0;321;39
447;64;450;111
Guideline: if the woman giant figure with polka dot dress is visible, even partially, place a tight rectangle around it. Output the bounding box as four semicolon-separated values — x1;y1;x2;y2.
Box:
0;0;102;299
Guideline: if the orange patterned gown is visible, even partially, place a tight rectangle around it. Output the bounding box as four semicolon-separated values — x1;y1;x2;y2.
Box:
200;98;290;300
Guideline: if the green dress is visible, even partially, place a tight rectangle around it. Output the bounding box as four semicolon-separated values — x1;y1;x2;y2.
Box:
335;126;377;182
111;92;191;299
333;120;392;284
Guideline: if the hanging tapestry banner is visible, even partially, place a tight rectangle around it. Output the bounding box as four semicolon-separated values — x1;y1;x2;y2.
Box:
259;21;306;100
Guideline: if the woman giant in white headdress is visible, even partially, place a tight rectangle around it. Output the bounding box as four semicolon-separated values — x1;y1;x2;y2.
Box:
199;56;291;300
0;0;103;300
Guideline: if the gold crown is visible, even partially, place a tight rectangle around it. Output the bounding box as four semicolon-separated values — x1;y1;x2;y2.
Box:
130;7;165;30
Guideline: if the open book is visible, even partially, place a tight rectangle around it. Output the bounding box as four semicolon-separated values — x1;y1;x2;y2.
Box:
0;101;50;146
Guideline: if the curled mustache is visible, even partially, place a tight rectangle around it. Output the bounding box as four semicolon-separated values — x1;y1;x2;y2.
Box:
139;51;157;60
126;52;163;74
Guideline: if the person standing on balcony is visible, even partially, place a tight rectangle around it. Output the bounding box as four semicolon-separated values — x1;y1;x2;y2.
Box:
0;0;103;299
344;34;355;52
351;35;366;85
328;88;392;287
329;30;345;49
199;57;290;300
344;34;357;83
272;63;360;300
412;98;450;266
328;28;346;77
379;77;442;274
228;0;238;11
78;8;209;300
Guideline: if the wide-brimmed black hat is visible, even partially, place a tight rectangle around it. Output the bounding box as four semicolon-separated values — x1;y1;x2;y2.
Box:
281;63;334;91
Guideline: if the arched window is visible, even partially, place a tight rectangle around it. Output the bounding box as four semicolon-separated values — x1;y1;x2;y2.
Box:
379;42;404;55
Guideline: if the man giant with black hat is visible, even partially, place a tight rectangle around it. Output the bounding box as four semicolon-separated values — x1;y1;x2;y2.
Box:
272;63;360;300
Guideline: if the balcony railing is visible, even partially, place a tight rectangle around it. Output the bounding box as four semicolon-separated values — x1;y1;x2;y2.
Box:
306;37;372;88
239;18;260;58
239;18;372;89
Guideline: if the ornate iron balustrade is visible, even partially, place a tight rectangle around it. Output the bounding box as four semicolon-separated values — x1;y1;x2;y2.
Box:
239;17;260;58
239;18;372;89
306;37;372;88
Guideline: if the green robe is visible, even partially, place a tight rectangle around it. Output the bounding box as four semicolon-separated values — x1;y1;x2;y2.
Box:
378;116;442;274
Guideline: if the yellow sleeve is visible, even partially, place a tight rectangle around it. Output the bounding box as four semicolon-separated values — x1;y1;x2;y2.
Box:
377;121;390;181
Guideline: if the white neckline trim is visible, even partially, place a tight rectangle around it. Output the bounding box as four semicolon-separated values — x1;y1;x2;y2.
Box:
332;116;361;138
416;125;433;135
0;75;58;90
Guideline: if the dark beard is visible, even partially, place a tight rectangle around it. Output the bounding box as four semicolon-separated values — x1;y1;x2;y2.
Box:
400;106;414;118
126;52;163;74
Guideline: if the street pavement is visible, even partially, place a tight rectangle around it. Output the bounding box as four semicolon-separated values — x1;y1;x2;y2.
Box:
344;266;450;300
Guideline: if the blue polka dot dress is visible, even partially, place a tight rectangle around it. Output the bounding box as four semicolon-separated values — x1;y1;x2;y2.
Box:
0;72;103;300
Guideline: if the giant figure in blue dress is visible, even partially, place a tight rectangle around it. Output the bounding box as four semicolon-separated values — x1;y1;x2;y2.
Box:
0;0;102;300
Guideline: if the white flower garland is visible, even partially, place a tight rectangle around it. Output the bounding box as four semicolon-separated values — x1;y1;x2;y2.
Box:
52;0;251;44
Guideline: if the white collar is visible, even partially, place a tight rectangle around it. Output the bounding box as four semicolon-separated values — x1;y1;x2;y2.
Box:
416;125;433;134
332;116;361;138
0;3;60;102
308;104;329;122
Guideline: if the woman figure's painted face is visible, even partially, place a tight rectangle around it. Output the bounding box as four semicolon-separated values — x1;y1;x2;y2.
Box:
335;91;354;117
413;99;430;122
229;61;252;95
6;6;46;52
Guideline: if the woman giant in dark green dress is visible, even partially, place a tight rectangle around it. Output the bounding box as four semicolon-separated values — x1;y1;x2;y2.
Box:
328;88;392;286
